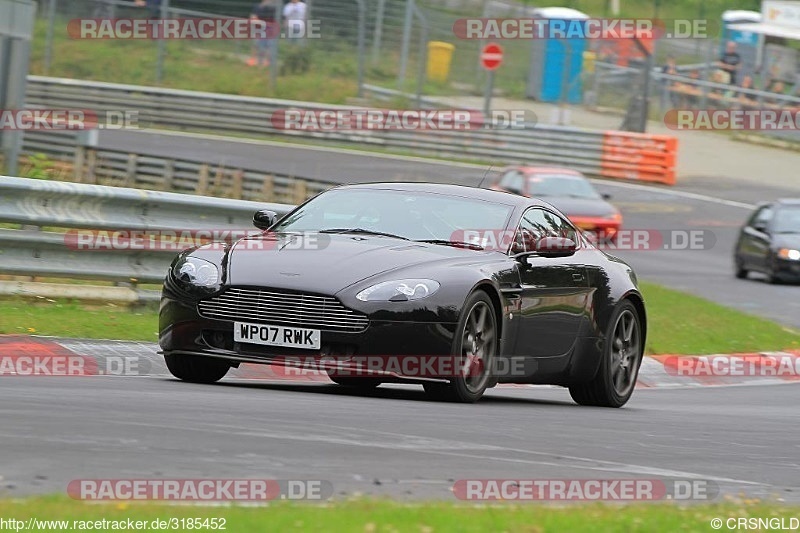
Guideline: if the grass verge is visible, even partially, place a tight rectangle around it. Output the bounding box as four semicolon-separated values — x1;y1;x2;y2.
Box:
639;282;800;355
0;496;797;532
1;282;799;355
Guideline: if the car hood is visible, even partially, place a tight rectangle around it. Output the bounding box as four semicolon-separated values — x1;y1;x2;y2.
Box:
772;233;800;250
224;232;485;294
540;197;618;218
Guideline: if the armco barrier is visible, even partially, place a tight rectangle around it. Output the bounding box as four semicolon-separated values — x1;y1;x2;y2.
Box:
19;129;328;205
24;76;678;186
0;176;294;285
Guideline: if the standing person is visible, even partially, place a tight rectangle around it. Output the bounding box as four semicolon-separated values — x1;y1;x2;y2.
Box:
718;41;741;85
249;0;277;67
283;0;307;44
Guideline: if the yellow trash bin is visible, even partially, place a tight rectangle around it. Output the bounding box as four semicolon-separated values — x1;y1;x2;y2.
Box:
427;41;455;83
582;50;597;74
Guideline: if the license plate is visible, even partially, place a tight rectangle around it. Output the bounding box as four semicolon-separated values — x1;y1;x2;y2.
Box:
234;322;321;350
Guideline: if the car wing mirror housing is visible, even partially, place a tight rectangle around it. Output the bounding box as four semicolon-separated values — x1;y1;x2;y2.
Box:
253;209;278;230
536;236;577;258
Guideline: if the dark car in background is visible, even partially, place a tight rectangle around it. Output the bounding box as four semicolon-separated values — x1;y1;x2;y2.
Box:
490;166;623;243
734;199;800;283
159;183;647;407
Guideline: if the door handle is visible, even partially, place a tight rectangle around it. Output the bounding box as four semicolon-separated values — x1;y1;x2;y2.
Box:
572;273;584;282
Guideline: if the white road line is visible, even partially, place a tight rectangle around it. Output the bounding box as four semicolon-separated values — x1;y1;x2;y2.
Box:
128;129;761;209
588;179;757;210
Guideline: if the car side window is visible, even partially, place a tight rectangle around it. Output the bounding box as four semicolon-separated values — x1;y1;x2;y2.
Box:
512;208;579;253
749;205;773;230
499;171;525;193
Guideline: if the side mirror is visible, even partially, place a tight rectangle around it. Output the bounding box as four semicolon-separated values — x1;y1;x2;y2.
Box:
752;221;769;234
253;209;278;230
536;236;577;258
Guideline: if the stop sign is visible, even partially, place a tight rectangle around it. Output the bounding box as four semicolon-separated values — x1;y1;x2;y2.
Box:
481;43;503;71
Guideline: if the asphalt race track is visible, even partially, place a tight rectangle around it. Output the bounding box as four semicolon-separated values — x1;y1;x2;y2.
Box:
1;376;798;502
101;129;800;328
2;130;796;505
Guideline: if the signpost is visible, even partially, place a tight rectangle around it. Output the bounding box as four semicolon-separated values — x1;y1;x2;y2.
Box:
480;43;503;115
0;0;36;176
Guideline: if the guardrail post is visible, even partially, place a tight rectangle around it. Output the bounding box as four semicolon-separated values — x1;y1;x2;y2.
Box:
231;169;243;199
292;179;307;204
196;163;209;195
261;174;274;201
86;149;97;184
125;154;138;187
74;146;85;182
163;160;175;191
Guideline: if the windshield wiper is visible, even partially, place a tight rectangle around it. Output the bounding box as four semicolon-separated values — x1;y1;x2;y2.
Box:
319;228;409;240
415;239;484;250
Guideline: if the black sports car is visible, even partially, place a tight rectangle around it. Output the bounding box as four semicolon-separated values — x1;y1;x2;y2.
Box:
159;183;646;406
734;199;800;284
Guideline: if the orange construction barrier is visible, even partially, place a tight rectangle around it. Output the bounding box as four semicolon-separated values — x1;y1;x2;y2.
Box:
600;132;677;185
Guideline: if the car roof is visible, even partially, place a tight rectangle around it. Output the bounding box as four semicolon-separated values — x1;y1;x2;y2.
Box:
333;182;545;208
777;198;800;206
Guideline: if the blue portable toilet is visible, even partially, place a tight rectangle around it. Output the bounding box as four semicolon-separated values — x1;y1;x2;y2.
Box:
722;10;761;46
526;7;589;104
721;10;761;81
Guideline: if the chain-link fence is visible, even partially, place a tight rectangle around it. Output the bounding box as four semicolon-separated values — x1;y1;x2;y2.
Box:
29;0;799;138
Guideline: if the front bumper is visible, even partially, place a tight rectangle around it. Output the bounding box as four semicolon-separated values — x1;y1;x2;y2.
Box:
159;293;457;363
772;257;800;282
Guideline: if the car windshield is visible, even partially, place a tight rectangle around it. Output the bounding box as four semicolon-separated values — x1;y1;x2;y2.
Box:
527;175;601;199
272;188;514;242
773;206;800;233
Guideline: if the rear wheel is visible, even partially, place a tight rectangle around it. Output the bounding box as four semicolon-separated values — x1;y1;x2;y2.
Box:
424;291;497;403
569;301;642;408
164;353;230;384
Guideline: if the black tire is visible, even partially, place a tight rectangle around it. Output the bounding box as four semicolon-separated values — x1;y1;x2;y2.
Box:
424;291;498;403
164;353;230;384
569;300;642;408
734;260;748;279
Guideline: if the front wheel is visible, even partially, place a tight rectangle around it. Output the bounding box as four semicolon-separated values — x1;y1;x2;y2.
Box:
424;291;497;403
569;300;643;408
164;353;230;384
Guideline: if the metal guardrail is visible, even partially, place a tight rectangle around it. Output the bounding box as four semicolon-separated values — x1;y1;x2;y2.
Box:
24;76;677;185
18;129;329;204
0;176;295;286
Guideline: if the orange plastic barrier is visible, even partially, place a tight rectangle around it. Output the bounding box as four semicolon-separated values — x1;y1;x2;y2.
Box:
600;132;677;185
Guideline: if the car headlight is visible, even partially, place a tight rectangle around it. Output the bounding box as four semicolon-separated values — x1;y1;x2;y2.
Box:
356;279;440;302
171;256;221;293
778;248;800;261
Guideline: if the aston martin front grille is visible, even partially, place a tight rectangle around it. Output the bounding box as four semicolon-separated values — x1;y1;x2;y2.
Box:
197;288;369;332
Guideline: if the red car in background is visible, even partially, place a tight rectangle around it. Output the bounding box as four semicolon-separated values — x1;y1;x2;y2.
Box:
490;166;623;243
